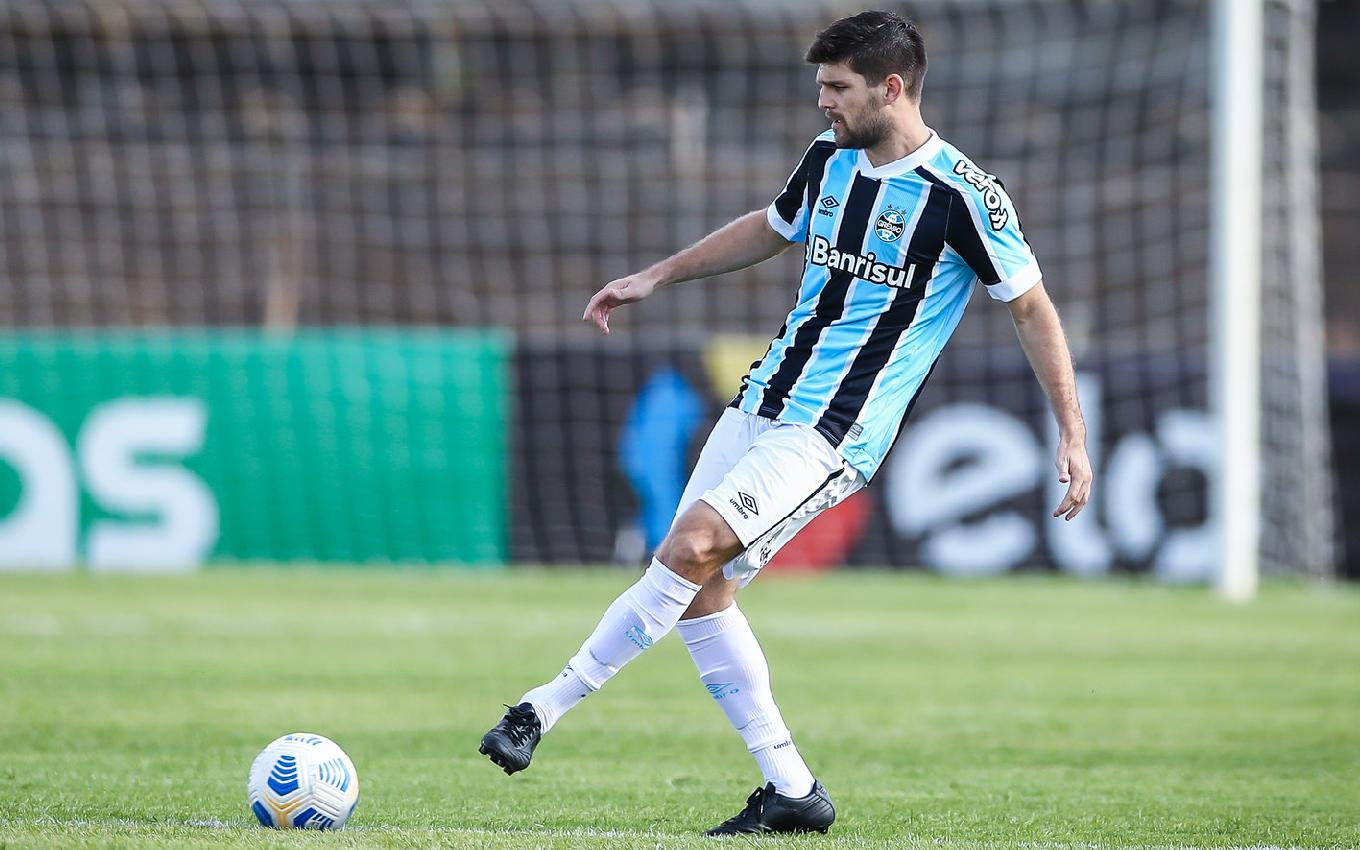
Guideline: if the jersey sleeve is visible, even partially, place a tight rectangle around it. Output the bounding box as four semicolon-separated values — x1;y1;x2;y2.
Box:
943;161;1042;302
766;131;836;244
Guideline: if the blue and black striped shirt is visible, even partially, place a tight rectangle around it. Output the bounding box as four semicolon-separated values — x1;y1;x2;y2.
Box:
732;129;1042;479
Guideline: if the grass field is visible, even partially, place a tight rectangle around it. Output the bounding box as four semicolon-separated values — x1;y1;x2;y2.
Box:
0;569;1357;850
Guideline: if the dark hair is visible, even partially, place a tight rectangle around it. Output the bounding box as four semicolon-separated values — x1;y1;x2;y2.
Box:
805;11;927;99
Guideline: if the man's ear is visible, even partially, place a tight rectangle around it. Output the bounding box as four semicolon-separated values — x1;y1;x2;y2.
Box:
883;73;905;104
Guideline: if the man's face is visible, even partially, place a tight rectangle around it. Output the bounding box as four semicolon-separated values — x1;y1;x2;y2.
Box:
816;62;891;150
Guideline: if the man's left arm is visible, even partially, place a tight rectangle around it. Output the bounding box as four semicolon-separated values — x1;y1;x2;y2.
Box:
1006;281;1093;520
940;160;1092;519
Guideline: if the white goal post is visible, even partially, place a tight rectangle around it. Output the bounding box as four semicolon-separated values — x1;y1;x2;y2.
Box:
1212;0;1335;600
1210;0;1263;601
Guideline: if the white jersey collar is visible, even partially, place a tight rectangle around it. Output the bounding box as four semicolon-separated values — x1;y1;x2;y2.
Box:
855;130;942;179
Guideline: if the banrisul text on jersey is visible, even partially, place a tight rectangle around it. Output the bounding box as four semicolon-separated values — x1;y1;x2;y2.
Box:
806;235;913;289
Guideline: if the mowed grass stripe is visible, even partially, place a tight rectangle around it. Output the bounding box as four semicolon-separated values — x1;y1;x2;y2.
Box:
1;817;1344;850
0;569;1356;850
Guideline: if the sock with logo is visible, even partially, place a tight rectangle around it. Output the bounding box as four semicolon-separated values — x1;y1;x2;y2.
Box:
677;604;816;798
520;558;701;733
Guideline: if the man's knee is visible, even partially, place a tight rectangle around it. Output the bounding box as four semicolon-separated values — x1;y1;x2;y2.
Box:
660;529;726;577
657;502;743;582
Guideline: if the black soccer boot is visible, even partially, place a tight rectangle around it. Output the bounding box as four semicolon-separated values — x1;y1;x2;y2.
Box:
704;780;836;836
478;702;542;775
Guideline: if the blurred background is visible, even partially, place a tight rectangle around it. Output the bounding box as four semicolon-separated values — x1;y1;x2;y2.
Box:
0;0;1354;583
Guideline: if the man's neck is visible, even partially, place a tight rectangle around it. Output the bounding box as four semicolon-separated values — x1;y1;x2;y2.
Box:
863;118;932;168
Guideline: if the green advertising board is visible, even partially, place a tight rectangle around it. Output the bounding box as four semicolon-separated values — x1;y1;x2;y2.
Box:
0;330;509;569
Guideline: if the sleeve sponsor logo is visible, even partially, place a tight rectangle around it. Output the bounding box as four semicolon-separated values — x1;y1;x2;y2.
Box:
807;234;914;289
952;159;1009;231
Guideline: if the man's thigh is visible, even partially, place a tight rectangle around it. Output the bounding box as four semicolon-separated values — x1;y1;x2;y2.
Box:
668;410;855;590
672;408;768;530
697;419;847;551
726;464;866;587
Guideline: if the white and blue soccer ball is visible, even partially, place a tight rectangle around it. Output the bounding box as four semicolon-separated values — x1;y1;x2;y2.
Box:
247;733;359;830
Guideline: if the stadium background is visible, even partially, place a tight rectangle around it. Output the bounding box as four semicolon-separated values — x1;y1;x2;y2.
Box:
1;2;1358;848
0;0;1354;580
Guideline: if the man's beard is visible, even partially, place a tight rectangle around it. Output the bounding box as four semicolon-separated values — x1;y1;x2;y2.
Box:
834;110;892;149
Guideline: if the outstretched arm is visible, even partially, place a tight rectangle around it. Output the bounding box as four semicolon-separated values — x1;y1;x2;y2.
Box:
582;209;791;334
1006;282;1093;520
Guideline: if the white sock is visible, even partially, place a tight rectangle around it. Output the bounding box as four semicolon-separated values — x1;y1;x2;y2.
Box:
521;558;701;733
677;604;816;798
518;665;591;734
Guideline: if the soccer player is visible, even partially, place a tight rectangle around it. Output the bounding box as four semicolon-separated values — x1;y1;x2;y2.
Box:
480;10;1093;836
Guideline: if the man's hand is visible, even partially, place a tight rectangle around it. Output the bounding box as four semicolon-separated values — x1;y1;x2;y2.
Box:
1052;435;1093;521
582;273;659;334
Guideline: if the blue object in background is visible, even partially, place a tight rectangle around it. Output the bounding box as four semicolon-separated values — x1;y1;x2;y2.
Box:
619;368;704;550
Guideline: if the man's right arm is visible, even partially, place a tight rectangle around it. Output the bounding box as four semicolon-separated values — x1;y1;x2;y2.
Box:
582;210;791;335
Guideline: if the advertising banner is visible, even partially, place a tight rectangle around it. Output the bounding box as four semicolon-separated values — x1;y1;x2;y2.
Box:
0;330;509;569
511;338;1213;580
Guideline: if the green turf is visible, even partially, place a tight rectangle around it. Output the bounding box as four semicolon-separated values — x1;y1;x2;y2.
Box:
0;568;1356;849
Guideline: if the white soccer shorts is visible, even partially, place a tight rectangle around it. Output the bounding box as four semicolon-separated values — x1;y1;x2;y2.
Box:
673;407;866;587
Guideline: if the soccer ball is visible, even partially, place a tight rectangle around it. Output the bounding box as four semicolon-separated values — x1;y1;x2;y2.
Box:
247;733;359;830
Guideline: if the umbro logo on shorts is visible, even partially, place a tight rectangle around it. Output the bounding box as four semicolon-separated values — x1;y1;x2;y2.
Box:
728;491;759;521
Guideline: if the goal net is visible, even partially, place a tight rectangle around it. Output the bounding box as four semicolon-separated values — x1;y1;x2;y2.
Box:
0;0;1334;578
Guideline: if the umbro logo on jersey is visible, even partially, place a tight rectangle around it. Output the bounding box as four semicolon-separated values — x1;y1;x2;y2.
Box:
817;195;839;217
953;159;1009;230
808;235;913;288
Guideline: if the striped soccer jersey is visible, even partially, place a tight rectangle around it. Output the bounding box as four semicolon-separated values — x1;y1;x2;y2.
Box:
731;128;1041;480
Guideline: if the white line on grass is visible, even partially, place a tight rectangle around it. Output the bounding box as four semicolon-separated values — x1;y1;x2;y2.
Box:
1;817;648;840
0;818;1322;850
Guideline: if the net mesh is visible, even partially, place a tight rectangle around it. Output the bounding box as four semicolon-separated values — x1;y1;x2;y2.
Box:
0;0;1334;576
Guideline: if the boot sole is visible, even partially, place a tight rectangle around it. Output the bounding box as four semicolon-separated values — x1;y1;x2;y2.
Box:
478;738;529;776
704;826;830;837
